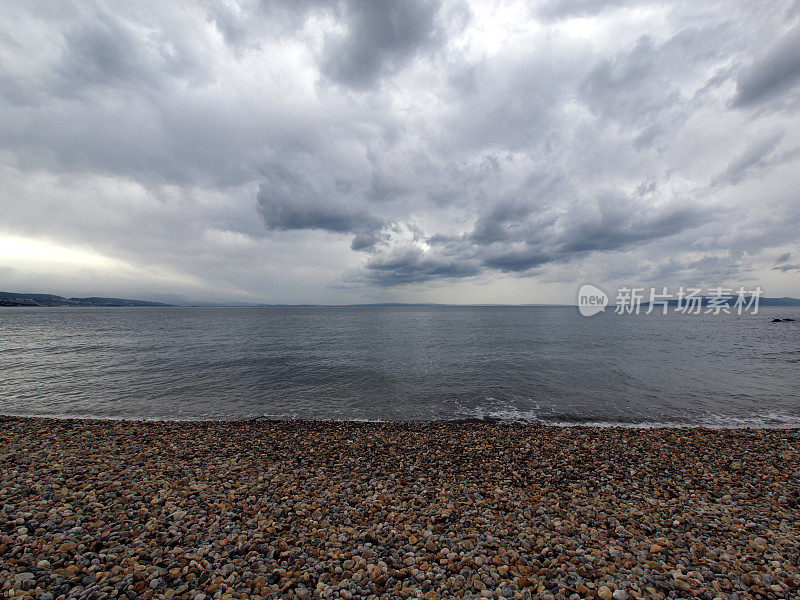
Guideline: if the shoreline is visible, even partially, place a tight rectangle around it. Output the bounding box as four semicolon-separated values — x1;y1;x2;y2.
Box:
2;413;800;430
2;416;799;599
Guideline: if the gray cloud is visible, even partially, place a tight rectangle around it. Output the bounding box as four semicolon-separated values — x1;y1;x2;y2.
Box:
773;250;800;272
256;164;386;250
321;0;445;89
480;249;553;273
577;24;730;144
357;189;706;284
734;25;800;107
713;130;785;186
469;200;537;245
580;36;668;124
362;245;481;285
59;17;160;93
534;0;634;22
257;184;378;234
205;0;328;51
350;229;391;251
558;200;703;254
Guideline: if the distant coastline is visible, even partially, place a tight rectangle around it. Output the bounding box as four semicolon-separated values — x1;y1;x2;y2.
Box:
2;289;800;308
0;291;173;307
0;291;570;308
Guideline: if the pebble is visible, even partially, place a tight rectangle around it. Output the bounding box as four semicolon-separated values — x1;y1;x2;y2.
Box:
597;585;613;599
0;416;798;600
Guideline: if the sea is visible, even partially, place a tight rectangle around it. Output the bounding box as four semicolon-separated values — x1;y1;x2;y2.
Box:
1;305;799;427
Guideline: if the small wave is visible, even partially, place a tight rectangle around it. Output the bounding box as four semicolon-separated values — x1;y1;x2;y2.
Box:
450;398;800;429
3;404;800;429
698;412;800;429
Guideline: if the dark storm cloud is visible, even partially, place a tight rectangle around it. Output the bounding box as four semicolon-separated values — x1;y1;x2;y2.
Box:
734;25;800;107
359;190;706;284
495;196;702;269
475;190;705;255
321;0;445;88
256;165;384;239
558;202;703;254
469;200;536;245
350;229;389;251
362;245;481;285
257;185;377;233
480;249;552;273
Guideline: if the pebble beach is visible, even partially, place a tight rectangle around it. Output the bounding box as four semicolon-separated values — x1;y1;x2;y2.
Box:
2;417;799;600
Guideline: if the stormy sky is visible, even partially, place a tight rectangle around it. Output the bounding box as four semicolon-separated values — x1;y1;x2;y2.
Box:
2;1;800;304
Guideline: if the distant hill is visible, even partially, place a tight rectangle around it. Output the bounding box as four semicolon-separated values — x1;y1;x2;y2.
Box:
0;292;173;307
742;297;800;306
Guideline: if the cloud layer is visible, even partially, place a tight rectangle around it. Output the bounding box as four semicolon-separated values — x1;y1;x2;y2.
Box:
1;0;800;303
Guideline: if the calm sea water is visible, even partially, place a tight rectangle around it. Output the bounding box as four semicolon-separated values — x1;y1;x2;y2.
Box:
1;306;799;426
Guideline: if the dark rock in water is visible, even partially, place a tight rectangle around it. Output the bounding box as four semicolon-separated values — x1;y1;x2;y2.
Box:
771;318;782;322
